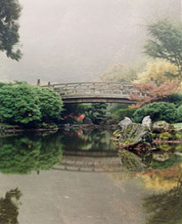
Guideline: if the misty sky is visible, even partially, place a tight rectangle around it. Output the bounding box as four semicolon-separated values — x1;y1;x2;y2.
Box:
0;0;181;84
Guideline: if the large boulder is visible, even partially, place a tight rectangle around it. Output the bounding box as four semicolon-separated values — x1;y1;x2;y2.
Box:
152;121;174;133
113;122;152;151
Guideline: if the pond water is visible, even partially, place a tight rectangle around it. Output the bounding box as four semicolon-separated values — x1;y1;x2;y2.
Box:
0;129;181;224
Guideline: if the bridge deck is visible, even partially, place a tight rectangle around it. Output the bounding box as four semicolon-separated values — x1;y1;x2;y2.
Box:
42;82;140;104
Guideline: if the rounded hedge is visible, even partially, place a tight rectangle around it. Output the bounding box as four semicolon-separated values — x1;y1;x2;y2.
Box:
0;83;63;126
133;102;178;123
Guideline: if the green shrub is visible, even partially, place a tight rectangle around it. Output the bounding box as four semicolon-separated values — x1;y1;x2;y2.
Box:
177;105;182;122
0;83;63;127
112;108;136;122
133;102;178;123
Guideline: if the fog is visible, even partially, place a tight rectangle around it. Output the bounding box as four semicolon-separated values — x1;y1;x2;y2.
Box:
0;0;181;83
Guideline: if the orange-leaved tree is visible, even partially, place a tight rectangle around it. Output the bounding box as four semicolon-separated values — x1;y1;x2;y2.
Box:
130;81;179;108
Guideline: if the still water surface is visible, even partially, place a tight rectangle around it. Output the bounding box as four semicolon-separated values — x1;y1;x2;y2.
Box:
0;129;181;224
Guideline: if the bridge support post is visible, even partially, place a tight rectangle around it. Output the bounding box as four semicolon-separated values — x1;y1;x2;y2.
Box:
37;79;41;86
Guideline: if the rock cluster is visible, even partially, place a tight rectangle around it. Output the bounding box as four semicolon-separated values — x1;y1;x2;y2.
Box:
113;117;152;152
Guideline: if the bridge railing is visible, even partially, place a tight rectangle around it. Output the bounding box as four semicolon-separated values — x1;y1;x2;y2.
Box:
42;82;141;99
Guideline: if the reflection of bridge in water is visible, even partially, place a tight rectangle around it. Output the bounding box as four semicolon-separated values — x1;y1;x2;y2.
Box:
53;150;123;173
41;82;140;104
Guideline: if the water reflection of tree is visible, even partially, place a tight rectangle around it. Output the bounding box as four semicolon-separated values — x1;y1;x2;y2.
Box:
117;144;182;223
86;129;112;150
0;133;62;174
60;130;89;150
0;188;22;224
61;129;115;151
143;171;182;224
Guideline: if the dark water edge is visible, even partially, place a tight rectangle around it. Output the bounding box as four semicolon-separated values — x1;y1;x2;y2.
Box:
0;123;117;133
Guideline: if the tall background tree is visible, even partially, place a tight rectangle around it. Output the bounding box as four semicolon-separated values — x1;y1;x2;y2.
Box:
0;0;22;60
144;19;182;78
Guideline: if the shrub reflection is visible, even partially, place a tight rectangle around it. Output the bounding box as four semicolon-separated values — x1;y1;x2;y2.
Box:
0;133;62;174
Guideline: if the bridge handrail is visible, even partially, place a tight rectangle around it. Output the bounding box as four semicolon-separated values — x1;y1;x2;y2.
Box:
41;81;134;88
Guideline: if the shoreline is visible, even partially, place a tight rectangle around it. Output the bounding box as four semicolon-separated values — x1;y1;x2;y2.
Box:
0;124;182;144
0;123;118;134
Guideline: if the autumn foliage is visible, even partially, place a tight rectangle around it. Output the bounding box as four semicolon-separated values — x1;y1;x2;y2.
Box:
130;81;179;108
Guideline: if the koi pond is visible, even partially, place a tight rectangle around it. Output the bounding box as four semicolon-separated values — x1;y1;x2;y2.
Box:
0;128;181;224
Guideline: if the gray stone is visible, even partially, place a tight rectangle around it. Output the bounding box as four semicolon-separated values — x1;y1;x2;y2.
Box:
142;115;152;129
118;117;132;128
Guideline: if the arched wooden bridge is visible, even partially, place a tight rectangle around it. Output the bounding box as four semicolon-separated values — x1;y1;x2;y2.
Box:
41;82;140;104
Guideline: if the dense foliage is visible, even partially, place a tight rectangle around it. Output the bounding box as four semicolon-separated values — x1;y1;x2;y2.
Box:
108;103;128;113
62;103;87;124
62;103;108;125
132;102;179;123
36;87;63;123
0;0;22;60
0;83;63;127
0;84;41;125
164;93;182;107
85;103;108;124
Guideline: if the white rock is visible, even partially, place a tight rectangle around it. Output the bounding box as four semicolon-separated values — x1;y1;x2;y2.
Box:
118;117;132;128
142;116;152;129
